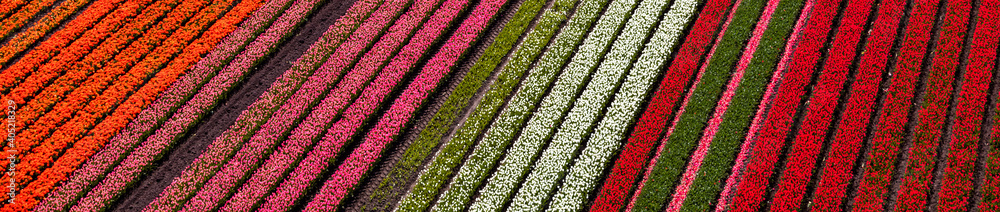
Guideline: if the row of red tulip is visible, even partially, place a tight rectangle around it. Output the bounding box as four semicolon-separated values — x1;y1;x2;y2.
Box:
851;0;940;210
725;0;837;209
182;0;449;209
805;0;905;209
768;0;874;210
895;0;971;210
936;2;999;210
589;0;733;209
30;0;278;209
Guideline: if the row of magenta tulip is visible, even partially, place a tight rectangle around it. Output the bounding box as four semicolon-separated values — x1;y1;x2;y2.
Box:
136;0;365;210
304;0;510;209
180;0;453;209
766;0;874;210
589;0;733;209
5;0;250;209
805;0;904;209
30;0;329;210
248;0;483;209
850;0;939;210
937;2;999;210
894;0;970;210
360;0;552;206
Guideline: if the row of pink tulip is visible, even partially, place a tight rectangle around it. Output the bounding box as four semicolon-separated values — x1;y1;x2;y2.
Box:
252;0;492;209
305;0;509;208
180;0;445;209
136;0;373;209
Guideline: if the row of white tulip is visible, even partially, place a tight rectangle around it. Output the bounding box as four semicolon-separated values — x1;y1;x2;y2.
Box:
461;0;642;210
546;0;699;211
502;0;677;210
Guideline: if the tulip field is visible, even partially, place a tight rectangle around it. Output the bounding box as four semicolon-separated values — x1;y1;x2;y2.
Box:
3;0;1000;210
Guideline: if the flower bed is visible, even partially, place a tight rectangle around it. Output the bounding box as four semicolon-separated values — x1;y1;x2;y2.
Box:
806;0;906;210
851;0;941;210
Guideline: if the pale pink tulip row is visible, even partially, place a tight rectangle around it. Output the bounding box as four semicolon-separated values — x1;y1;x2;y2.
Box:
180;0;444;209
304;0;509;209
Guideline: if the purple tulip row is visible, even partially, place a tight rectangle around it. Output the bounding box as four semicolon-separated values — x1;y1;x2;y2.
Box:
31;0;301;210
251;0;488;209
178;0;446;209
305;0;510;209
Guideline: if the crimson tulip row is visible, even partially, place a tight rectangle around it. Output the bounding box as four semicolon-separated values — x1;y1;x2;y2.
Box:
894;0;971;210
936;2;999;210
31;0;300;209
806;0;906;209
723;0;839;209
590;0;734;209
767;0;875;210
626;0;772;210
851;0;940;210
668;0;809;211
180;0;456;208
249;0;486;208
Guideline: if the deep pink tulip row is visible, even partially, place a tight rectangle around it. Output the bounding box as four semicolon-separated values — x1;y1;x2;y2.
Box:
767;0;873;210
936;2;999;210
30;0;293;210
180;0;444;209
304;0;508;209
805;0;905;210
254;0;490;209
